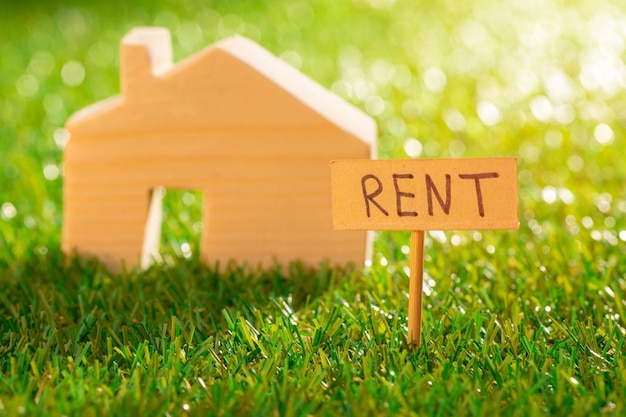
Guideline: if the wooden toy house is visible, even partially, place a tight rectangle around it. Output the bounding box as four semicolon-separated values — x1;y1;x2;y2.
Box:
62;27;376;271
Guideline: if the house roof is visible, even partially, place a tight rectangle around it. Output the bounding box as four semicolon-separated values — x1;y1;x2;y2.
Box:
67;28;376;145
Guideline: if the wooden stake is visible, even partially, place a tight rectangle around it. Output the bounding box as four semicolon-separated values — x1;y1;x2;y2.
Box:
408;230;425;348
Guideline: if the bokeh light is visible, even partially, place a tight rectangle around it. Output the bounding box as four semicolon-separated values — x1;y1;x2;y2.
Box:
0;0;625;257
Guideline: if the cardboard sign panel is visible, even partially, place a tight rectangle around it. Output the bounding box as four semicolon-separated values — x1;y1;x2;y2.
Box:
331;158;518;231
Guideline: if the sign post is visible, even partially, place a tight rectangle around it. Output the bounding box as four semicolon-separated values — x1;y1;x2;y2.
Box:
330;158;519;347
408;230;425;347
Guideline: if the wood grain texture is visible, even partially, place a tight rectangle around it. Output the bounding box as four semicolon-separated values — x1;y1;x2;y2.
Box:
62;27;376;271
408;230;424;348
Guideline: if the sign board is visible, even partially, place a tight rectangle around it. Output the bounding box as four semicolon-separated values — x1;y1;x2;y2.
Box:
330;157;518;348
331;157;518;231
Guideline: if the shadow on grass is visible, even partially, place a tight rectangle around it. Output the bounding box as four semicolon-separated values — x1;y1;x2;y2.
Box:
0;245;356;348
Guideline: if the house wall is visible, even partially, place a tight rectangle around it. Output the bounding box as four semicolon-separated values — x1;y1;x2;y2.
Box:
62;129;370;270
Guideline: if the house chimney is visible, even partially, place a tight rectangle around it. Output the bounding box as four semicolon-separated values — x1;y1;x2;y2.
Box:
120;27;172;98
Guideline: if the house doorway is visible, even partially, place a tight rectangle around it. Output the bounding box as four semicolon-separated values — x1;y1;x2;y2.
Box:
141;188;204;268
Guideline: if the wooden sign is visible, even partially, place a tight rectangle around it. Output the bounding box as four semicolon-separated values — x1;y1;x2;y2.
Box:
331;158;518;231
62;27;376;272
331;157;518;347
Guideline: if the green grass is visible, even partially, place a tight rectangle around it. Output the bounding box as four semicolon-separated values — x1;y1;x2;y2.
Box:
1;0;626;415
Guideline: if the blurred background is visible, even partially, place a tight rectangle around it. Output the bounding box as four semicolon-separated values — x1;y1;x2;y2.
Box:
1;0;625;262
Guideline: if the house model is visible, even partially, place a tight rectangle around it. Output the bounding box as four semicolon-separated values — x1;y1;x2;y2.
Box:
62;27;376;271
